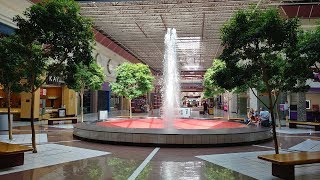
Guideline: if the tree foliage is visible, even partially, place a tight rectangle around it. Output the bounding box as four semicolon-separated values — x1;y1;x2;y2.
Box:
203;59;226;98
12;0;95;153
111;63;154;118
214;7;307;154
65;62;106;92
218;8;310;93
14;0;95;75
111;63;154;100
0;36;27;93
65;62;105;122
299;22;320;76
0;35;28;140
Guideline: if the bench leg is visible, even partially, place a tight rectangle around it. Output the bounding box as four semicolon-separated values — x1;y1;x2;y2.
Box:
272;163;294;180
0;153;24;169
72;119;77;124
48;120;53;125
289;123;296;128
315;125;320;131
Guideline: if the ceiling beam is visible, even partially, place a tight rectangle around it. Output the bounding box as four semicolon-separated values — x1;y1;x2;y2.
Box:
201;13;205;40
160;15;167;31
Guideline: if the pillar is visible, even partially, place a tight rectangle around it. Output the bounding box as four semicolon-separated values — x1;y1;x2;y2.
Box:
91;90;98;113
20;89;40;120
297;92;306;121
62;86;77;116
249;88;258;110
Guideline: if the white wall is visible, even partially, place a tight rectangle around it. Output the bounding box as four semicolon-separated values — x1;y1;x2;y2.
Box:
249;88;258;110
306;78;320;88
94;42;129;82
0;1;32;27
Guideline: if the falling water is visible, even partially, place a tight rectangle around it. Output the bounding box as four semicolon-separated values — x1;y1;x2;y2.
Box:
162;28;180;129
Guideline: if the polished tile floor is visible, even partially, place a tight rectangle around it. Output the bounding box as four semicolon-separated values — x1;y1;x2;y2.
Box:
0;109;320;180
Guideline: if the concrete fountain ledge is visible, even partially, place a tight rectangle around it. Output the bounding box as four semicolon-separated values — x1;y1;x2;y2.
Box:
73;121;272;146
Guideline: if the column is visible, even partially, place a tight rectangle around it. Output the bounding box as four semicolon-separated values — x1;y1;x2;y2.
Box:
62;86;77;116
20;89;40;120
249;88;258;110
297;92;306;121
91;90;98;113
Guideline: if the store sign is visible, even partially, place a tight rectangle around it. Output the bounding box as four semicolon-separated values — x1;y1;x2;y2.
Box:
40;88;47;96
47;76;64;85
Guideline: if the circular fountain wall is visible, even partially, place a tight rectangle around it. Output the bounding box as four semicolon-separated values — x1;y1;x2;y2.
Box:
73;118;272;146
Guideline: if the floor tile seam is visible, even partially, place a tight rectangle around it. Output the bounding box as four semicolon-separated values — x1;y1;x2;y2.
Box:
128;147;160;180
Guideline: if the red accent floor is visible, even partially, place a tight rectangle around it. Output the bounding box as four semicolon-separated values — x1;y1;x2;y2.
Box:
97;118;246;129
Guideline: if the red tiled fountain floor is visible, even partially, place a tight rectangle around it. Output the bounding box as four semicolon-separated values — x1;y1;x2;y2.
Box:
96;118;246;129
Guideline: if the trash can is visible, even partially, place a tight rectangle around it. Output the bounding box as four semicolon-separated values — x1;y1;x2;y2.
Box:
98;110;108;121
0;114;13;131
208;108;214;115
58;108;66;118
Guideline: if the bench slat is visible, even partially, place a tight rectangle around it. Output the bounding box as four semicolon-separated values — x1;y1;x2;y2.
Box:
0;142;33;154
289;121;320;126
258;152;320;165
48;117;77;120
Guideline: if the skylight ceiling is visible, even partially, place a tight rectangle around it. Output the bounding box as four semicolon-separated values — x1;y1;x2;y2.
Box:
78;0;279;72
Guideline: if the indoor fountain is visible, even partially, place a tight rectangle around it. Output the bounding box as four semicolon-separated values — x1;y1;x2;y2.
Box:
73;28;272;146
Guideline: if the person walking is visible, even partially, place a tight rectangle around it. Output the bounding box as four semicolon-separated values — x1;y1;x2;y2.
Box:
203;101;208;115
284;101;289;122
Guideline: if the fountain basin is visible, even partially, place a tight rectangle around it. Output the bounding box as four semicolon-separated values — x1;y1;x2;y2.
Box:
73;118;272;146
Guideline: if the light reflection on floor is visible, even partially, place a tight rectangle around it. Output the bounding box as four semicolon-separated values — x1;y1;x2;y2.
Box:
0;111;319;180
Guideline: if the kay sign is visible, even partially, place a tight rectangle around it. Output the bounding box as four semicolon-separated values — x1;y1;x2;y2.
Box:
47;76;63;85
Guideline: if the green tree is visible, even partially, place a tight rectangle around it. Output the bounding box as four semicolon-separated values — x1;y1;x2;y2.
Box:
215;7;310;154
0;35;26;140
111;63;154;118
65;62;105;122
299;23;320;76
203;59;226;98
13;0;95;153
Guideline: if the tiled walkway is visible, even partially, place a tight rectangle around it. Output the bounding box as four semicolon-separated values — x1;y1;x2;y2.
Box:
197;150;320;180
0;134;48;144
0;144;109;176
289;139;320;152
0;110;319;179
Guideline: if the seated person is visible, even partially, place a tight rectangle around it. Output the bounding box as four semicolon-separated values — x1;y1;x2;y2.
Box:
246;108;259;125
259;107;270;127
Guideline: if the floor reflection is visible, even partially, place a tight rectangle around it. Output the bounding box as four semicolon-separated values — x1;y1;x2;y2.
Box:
34;155;146;180
204;162;255;180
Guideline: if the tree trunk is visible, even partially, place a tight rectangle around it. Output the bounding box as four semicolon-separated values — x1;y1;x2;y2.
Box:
30;75;37;153
273;92;281;128
6;87;12;140
80;88;84;122
129;99;132;118
268;90;279;154
281;92;288;120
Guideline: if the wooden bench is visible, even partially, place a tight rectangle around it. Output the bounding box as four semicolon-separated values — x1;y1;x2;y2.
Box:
289;121;320;131
0;142;33;169
48;117;78;125
258;152;320;180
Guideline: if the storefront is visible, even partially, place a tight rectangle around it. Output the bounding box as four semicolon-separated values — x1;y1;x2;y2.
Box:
0;75;78;121
0;88;21;120
289;88;320;121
